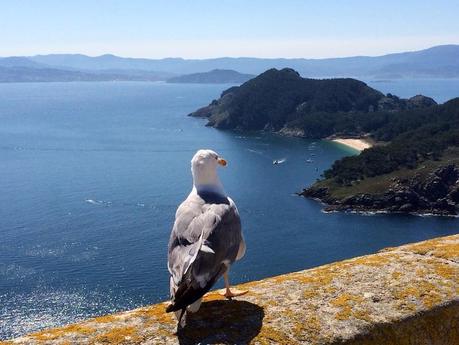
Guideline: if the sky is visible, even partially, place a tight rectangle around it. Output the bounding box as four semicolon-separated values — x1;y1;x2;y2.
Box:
1;0;458;59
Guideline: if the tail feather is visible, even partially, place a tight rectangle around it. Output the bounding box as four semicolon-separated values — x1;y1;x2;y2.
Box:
166;264;225;313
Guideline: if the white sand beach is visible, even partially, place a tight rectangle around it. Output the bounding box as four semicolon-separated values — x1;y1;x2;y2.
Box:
332;138;373;151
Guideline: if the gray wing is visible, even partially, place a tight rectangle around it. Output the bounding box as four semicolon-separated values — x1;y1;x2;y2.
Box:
166;192;242;312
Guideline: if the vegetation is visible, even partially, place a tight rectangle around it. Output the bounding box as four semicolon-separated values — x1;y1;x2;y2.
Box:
191;68;436;135
324;98;459;185
191;68;388;130
191;67;459;214
316;148;459;200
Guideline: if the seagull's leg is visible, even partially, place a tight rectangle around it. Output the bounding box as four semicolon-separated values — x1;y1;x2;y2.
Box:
219;270;248;299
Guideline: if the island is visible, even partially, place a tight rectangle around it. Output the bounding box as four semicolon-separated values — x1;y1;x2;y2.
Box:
189;68;459;216
189;68;436;133
166;69;254;84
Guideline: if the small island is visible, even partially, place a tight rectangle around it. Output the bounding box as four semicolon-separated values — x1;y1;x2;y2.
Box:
190;68;459;216
167;69;254;84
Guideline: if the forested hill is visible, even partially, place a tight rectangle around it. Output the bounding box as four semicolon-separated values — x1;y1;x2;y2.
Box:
189;68;436;135
325;97;459;182
189;68;459;215
301;98;459;215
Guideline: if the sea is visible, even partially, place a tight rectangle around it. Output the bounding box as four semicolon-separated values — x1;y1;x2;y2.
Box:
1;79;458;339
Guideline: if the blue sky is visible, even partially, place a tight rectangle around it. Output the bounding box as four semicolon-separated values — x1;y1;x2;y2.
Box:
1;0;458;58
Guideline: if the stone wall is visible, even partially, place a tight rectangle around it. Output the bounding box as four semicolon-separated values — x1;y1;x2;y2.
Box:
3;234;458;345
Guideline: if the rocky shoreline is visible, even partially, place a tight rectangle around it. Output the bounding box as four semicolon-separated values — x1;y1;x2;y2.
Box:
300;164;459;216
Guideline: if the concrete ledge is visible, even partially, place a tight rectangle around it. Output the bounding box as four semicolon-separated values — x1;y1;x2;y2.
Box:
2;234;458;345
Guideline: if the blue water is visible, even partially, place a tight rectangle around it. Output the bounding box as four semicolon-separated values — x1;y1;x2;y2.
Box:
1;80;458;339
365;78;459;103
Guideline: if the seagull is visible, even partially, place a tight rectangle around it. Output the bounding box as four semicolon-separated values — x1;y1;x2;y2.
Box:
166;149;247;327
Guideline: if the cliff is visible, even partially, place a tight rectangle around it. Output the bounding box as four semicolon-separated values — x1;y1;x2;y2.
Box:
3;234;458;344
302;160;459;216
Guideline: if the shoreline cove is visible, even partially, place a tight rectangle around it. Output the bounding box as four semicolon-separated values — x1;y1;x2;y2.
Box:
330;138;374;152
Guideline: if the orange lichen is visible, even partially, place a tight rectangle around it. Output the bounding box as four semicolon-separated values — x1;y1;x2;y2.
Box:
95;325;141;344
393;280;444;309
431;261;457;279
93;314;118;323
30;324;95;341
6;234;458;345
303;289;318;298
392;271;402;279
404;238;459;260
256;325;299;345
131;305;175;324
350;254;392;267
331;293;365;321
203;291;225;302
331;293;364;307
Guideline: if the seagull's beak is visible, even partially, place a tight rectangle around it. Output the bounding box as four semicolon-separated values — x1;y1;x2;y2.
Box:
217;157;227;167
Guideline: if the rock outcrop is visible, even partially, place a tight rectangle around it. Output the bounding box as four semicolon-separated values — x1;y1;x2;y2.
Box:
301;164;459;216
376;94;437;112
4;235;458;345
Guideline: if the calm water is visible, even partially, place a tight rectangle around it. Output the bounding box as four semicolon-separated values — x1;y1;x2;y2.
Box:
365;78;459;103
1;80;458;339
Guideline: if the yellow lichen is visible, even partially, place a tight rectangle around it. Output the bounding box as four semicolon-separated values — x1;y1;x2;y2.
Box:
393;280;444;309
432;261;457;279
405;238;459;260
93;314;118;323
95;325;141;344
303;289;318;298
256;325;299;345
6;234;458;345
351;254;392;267
331;293;364;307
392;271;402;279
331;293;366;321
30;324;94;341
131;305;174;324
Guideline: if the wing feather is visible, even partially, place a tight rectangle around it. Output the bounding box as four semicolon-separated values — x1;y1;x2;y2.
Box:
166;192;242;312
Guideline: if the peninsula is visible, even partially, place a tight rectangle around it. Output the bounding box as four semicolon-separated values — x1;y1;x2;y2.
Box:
166;69;253;84
190;68;459;215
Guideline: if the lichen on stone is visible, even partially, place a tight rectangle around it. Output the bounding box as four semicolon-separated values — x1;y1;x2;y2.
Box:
4;234;458;345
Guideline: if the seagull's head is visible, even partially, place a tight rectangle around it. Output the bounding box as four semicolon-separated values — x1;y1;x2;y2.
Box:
191;149;227;192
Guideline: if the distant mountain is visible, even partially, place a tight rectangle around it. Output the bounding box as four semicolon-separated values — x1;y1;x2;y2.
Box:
167;69;254;84
189;68;436;132
21;45;459;78
0;45;458;82
0;57;45;68
0;66;170;83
